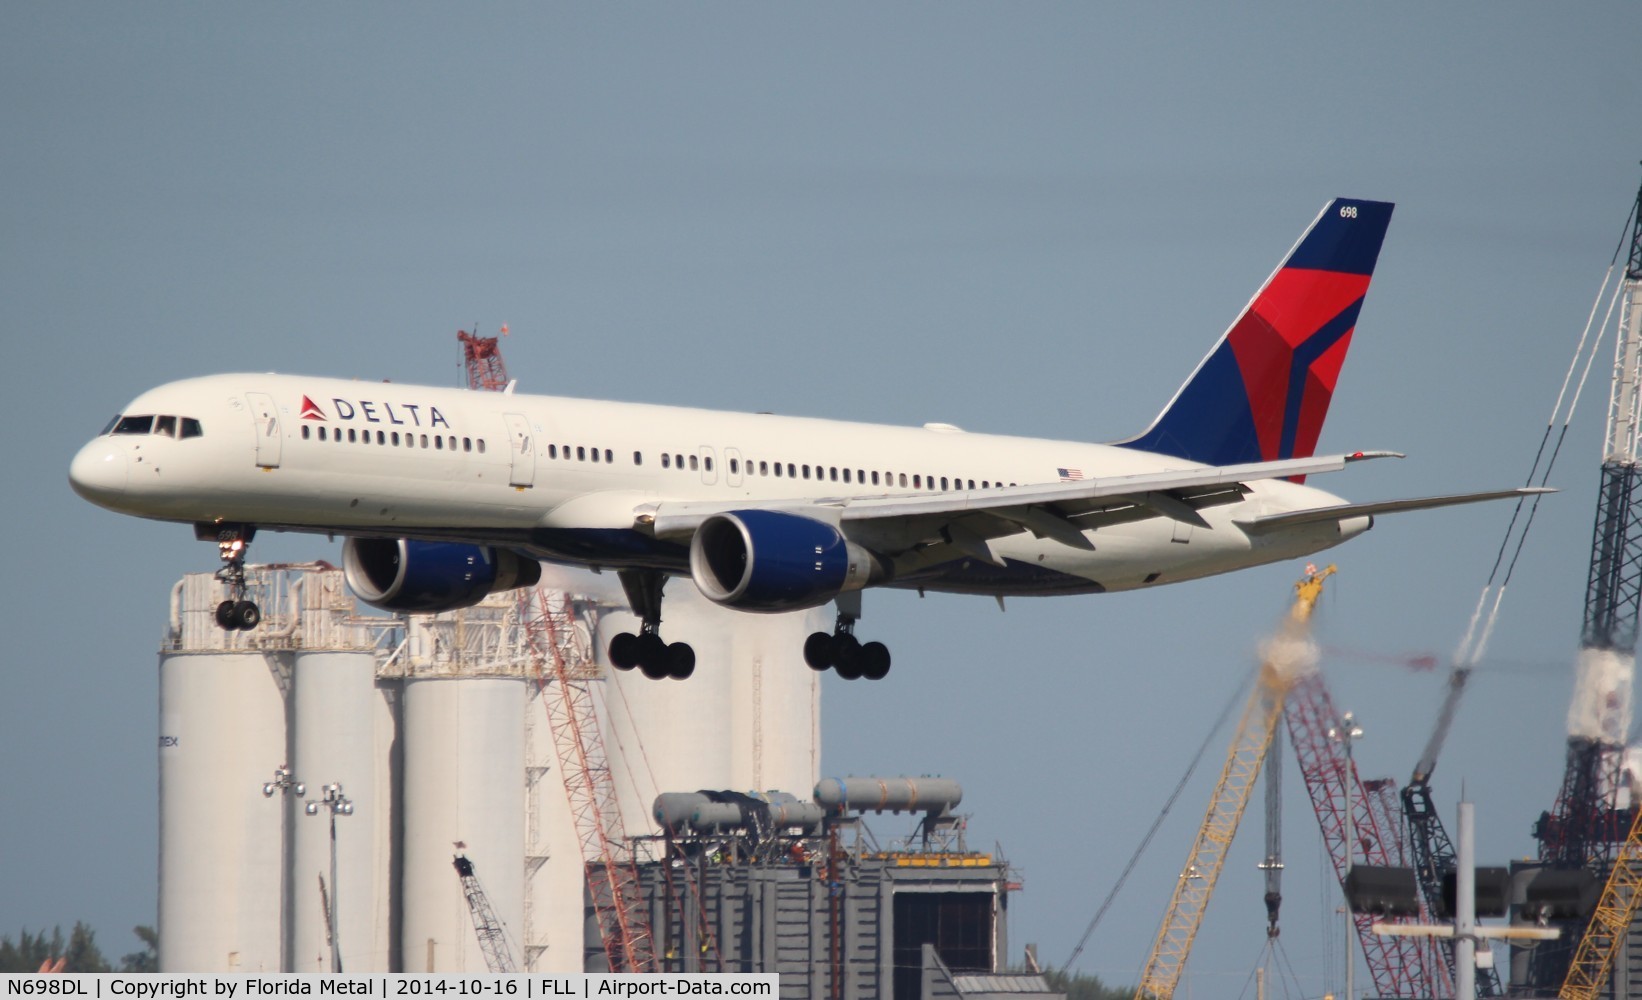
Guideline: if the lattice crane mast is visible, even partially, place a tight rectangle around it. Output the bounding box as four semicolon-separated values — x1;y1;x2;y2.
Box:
521;588;657;972
1285;661;1449;998
1529;167;1642;991
1562;804;1642;1000
453;853;519;973
459;325;511;392
1132;565;1333;1000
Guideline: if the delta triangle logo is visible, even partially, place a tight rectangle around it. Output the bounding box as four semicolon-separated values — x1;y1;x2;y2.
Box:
300;395;327;421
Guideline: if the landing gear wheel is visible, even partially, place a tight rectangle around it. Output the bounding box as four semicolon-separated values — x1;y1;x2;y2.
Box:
860;641;891;681
637;632;670;679
832;635;864;680
232;600;262;631
216;601;239;630
804;632;834;671
609;632;639;670
667;642;696;680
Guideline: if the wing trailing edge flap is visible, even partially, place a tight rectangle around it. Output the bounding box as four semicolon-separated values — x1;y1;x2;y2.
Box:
1235;487;1554;534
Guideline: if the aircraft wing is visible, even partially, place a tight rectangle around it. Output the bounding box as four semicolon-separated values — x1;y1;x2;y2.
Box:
644;450;1400;545
1234;487;1554;534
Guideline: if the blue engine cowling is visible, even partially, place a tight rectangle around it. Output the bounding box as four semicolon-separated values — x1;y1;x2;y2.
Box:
689;509;880;612
342;538;542;613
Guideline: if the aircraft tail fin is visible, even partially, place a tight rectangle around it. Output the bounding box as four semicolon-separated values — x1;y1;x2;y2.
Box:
1118;198;1394;468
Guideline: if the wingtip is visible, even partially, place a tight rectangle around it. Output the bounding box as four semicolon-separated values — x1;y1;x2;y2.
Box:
1344;450;1405;462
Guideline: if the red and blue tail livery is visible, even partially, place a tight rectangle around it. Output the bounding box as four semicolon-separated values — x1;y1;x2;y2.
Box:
1119;198;1394;468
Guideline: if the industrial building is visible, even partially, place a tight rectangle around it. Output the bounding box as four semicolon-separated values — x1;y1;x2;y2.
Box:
154;562;1054;998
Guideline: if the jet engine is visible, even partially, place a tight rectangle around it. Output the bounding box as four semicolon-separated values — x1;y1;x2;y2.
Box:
689;509;881;612
342;537;541;613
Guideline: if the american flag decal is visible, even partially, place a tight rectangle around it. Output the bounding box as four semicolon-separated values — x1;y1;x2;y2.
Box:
1058;467;1084;482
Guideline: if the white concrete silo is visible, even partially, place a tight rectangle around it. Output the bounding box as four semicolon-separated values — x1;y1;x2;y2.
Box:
398;608;528;973
288;570;395;972
157;571;292;973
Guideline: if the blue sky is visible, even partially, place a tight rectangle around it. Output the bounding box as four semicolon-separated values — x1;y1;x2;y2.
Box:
4;3;1641;992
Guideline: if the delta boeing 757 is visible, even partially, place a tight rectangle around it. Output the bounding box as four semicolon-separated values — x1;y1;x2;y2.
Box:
70;198;1542;681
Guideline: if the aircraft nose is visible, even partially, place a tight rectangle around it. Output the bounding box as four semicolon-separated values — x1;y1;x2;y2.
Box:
69;440;128;506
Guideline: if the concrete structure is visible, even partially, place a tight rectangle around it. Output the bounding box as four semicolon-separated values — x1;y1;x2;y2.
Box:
157;564;826;976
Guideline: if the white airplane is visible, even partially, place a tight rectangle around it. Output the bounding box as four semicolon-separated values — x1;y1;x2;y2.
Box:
70;197;1542;681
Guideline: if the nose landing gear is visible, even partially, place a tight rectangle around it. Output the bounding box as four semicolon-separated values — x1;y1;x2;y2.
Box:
200;523;261;631
606;570;696;680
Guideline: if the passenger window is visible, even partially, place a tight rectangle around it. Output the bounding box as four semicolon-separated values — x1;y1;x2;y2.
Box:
913;475;921;488
675;454;684;469
420;434;429;448
842;468;850;483
448;436;457;450
830;467;839;482
787;463;796;478
968;479;975;490
802;464;810;479
348;428;357;443
605;449;614;463
301;425;310;440
940;477;949;490
318;426;328;441
982;481;989;489
477;440;486;454
759;461;768;476
379;431;387;445
113;415;154;435
729;458;738;474
899;473;907;487
634;451;643;465
392;432;400;446
662;453;671;469
435;435;443;450
577;446;585;461
703;456;711;471
154;415;177;437
857;470;864;484
690;455;699;471
549;444;558;459
463;437;471;452
871;471;879;486
774;463;783;478
591;448;600;463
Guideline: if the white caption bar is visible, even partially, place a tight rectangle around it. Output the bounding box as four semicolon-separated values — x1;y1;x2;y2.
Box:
1;976;777;1000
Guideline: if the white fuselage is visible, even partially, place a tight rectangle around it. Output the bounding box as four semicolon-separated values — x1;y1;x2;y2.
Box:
69;373;1367;597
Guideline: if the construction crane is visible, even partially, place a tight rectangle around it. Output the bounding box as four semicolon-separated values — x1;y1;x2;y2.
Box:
1562;805;1642;1000
1285;668;1449;998
453;853;518;973
1132;565;1333;1000
459;325;511;392
1529;168;1642;991
522;587;657;972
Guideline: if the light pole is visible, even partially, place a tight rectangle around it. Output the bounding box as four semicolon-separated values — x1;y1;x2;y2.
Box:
262;765;304;972
1329;711;1364;1000
305;782;353;973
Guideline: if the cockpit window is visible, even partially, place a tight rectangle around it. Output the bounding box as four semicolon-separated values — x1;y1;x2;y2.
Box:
154;415;177;437
100;415;121;435
179;417;203;439
113;415;154;435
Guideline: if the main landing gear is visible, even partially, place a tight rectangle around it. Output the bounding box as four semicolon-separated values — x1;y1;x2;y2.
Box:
804;593;890;681
607;570;696;680
200;522;261;631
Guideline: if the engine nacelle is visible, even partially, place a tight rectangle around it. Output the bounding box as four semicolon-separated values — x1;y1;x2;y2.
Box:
689;509;881;612
342;538;541;614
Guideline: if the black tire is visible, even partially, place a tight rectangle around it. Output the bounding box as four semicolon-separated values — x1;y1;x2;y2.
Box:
860;641;891;681
667;642;696;680
216;600;238;630
833;635;864;680
233;600;262;631
637;632;670;679
804;632;834;671
609;632;639;670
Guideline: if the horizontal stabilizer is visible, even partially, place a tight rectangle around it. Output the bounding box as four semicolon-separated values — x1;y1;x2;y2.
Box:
1236;487;1554;534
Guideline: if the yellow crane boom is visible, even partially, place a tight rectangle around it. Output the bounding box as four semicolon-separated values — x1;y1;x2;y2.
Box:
1133;565;1334;1000
1560;804;1642;1000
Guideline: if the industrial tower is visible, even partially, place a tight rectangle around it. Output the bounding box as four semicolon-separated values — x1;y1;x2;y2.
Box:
459;326;511;392
1529;169;1642;991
